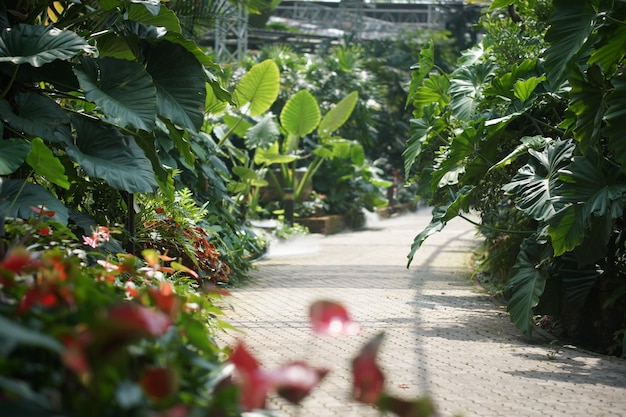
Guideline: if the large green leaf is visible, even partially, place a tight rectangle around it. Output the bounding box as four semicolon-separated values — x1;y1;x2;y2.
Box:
407;186;473;267
448;61;496;120
254;142;298;166
74;57;157;131
95;33;135;61
0;315;63;356
280;90;320;138
67;115;157;193
0;179;68;224
0;139;30;175
502;139;575;222
410;74;450;117
0;24;93;67
605;72;626;170
144;41;205;132
506;238;551;338
544;0;598;85
588;25;626;74
0;93;71;144
127;2;182;33
27;138;69;189
318;91;358;138
490;136;552;171
553;254;603;311
513;76;546;104
548;205;586;257
244;113;280;150
568;65;606;152
234;59;280;116
431;123;482;190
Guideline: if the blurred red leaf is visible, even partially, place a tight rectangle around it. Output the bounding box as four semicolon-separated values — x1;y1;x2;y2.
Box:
230;342;269;410
309;300;360;336
61;332;92;375
150;282;180;316
352;332;385;405
140;366;179;400
1;247;33;274
107;304;172;337
271;361;328;405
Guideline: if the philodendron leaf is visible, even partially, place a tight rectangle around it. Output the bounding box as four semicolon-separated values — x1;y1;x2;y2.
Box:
280;90;320;138
67;115;157;193
0;24;94;67
234;59;280;116
0;93;71;144
513;76;546;103
27;138;69;189
502;139;575;222
506;238;551;338
490;136;552;171
318;91;358;138
127;2;181;32
0;179;68;224
74;57;157;131
0;139;30;175
553;253;603;311
254;142;298;166
144;41;206;132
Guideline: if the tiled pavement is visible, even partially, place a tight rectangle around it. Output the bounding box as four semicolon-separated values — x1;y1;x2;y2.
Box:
219;209;626;417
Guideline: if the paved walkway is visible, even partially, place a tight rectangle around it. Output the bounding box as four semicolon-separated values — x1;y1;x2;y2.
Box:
220;210;626;417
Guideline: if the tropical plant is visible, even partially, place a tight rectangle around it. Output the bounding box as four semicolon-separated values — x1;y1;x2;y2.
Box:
405;0;626;354
0;0;259;279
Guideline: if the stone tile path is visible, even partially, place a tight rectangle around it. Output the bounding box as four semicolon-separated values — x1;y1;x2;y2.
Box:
219;210;626;417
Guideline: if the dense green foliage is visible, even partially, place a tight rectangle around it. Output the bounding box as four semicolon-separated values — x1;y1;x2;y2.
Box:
406;0;626;354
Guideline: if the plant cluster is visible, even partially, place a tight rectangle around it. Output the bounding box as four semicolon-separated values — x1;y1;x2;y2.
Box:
405;0;626;355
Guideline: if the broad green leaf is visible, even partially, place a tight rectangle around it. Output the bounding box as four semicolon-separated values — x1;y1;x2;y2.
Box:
232;166;259;181
27;138;69;189
164;33;221;68
588;25;626;74
506;238;550;337
131;0;162;15
407;42;434;108
513;76;546;103
244;113;280;150
159;119;195;166
318;91;358;137
0;179;68;224
431;124;481;190
488;0;518;11
280;90;320;138
449;61;496;120
0;139;30;175
0;93;71;144
502;139;575;222
144;41;206;132
490;136;552;171
127;3;182;33
544;0;598;85
95;33;135;60
605;72;626;170
75;57;157;131
0;376;52;412
205;83;228;115
234;59;280;116
223;113;253;138
67;115;157;193
568;65;605;152
254;142;298;166
350;142;366;166
548;205;586;256
553;253;603;311
0;24;94;67
411;74;450;117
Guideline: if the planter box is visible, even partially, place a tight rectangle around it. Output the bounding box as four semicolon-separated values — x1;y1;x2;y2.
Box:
376;203;415;218
296;214;347;235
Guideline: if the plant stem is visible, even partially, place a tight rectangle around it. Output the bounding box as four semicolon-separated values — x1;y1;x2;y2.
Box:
0;65;19;101
458;213;535;235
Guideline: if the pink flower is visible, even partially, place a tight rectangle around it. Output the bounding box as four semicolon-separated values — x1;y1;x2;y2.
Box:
106;304;172;337
230;342;328;410
309;300;360;336
82;226;111;248
352;332;385;405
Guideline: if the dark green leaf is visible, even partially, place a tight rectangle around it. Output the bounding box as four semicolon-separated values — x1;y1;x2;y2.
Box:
548;205;586;256
0;24;94;67
0;179;68;224
74;57;157;131
490;136;552;171
144;41;205;132
588;23;626;74
67;115;157;193
568;65;606;152
127;3;181;33
0;139;30;175
0;316;63;355
0;93;71;144
506;238;551;337
449;61;496;119
553;253;603;311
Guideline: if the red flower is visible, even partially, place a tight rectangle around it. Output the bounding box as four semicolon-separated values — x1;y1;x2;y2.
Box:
30;205;55;217
140;366;179;400
309;300;360;336
230;342;327;410
352;332;386;405
149;282;180;316
107;304;172;337
38;227;51;235
18;284;74;314
1;247;33;274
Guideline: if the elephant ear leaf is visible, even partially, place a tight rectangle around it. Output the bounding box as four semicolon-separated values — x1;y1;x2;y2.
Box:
0;179;68;224
234;59;280;116
74;57;157;131
0;139;30;175
0;94;71;144
144;41;206;132
280;90;320;138
0;24;94;67
67;115;157;193
318;91;358;138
